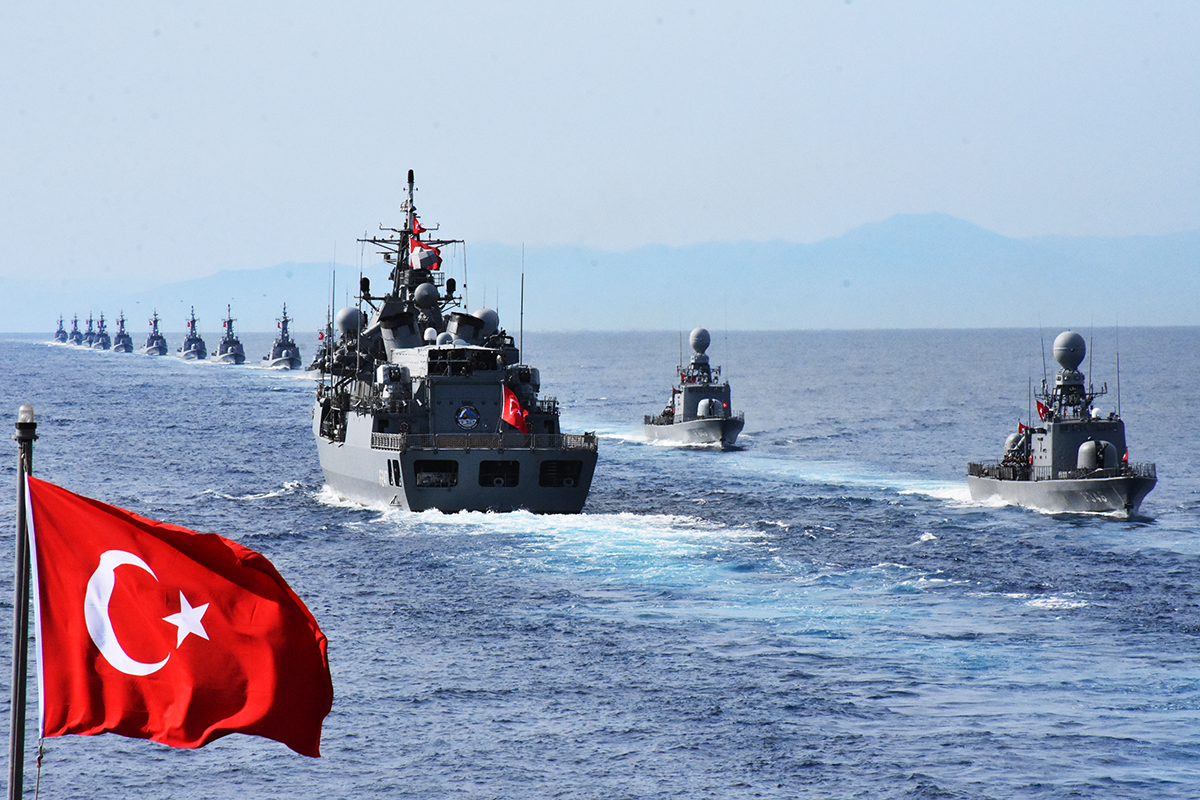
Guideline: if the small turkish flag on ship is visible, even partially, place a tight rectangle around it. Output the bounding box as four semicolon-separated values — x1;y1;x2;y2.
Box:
501;385;529;433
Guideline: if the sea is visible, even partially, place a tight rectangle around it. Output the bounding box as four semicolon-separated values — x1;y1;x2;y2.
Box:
0;327;1197;799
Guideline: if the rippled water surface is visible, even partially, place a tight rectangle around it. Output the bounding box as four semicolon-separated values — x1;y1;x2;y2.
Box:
1;327;1198;798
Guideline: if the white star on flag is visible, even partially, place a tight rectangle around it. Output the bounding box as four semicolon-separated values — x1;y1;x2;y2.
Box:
163;592;210;647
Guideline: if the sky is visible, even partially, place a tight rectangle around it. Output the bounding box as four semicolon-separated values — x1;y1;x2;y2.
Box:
3;1;1198;296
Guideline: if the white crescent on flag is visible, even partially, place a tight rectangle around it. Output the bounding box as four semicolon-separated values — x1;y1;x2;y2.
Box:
83;549;210;676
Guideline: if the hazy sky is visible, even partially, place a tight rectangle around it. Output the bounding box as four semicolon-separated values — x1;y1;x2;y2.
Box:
3;1;1198;291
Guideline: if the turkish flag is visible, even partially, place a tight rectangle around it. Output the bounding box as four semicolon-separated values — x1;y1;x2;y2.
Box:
1036;400;1050;421
501;385;529;433
409;236;442;270
25;476;333;757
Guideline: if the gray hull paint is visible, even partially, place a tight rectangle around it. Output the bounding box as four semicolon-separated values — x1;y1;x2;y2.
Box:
644;416;744;448
967;474;1156;516
314;412;596;513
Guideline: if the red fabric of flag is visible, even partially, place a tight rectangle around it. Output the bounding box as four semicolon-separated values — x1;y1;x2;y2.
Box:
501;385;529;434
1036;400;1049;421
25;476;333;757
409;237;442;269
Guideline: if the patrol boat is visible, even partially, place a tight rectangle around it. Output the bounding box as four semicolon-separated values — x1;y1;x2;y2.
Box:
82;314;97;347
967;330;1156;515
178;307;207;360
111;312;134;353
91;313;112;350
263;304;302;369
67;315;83;346
141;310;169;355
306;317;334;373
644;327;745;448
214;305;246;364
54;316;68;343
313;170;598;513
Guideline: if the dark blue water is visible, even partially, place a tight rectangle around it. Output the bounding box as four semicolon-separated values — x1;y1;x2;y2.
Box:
1;328;1197;798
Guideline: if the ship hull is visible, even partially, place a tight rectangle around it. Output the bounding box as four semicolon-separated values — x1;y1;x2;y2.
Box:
215;351;246;364
644;417;744;448
314;409;597;513
967;474;1156;516
141;345;168;356
264;356;302;369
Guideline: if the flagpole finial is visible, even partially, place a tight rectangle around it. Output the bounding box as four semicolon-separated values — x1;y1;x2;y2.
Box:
14;405;36;443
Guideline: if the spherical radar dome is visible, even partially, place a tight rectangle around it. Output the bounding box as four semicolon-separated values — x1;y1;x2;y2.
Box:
412;283;439;309
473;308;500;338
336;307;365;336
689;327;711;354
1053;330;1086;371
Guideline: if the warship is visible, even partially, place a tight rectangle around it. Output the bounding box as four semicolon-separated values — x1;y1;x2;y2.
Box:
306;317;334;373
67;315;83;346
263;304;302;369
141;310;169;356
967;330;1156;515
178;307;207;360
214;305;246;364
645;327;745;448
91;313;112;350
312;170;597;513
54;316;68;343
111;312;134;353
82;314;97;347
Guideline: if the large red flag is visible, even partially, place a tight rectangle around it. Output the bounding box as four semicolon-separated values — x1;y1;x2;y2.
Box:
501;385;529;434
25;476;333;757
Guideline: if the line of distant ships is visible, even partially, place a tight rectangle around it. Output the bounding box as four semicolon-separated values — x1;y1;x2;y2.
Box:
51;171;1157;518
54;304;308;369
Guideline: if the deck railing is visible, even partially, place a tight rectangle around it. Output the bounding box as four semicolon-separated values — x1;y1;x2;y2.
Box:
968;461;1156;482
371;431;598;453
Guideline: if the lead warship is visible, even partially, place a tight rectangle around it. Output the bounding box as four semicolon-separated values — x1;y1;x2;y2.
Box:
178;307;207;360
141;310;169;355
262;304;302;369
644;328;745;448
312;170;597;513
967;330;1156;515
54;316;68;343
214;305;246;364
111;312;134;353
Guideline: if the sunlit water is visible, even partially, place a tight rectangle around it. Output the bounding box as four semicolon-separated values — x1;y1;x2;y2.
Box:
0;328;1197;798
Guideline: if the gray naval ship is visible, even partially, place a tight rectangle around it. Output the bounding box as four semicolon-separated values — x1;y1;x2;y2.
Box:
141;310;169;355
313;170;597;513
178;307;207;360
967;330;1156;515
262;304;302;369
54;316;68;343
111;312;134;353
67;315;83;346
91;313;112;350
214;305;246;364
644;327;745;448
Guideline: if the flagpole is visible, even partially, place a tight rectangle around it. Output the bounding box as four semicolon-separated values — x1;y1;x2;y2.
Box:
8;404;36;800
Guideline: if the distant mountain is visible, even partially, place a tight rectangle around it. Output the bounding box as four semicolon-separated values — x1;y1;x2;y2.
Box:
9;215;1198;333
